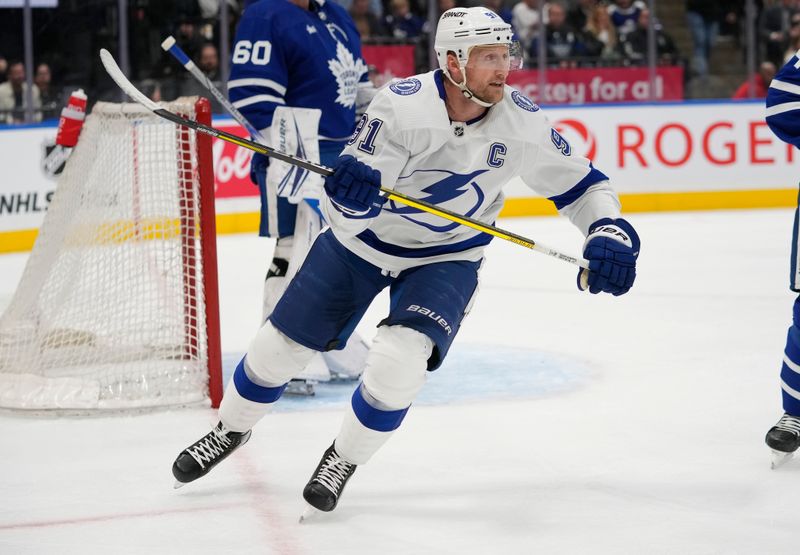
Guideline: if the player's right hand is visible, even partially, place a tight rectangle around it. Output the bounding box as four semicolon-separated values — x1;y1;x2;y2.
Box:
577;218;640;296
324;155;386;218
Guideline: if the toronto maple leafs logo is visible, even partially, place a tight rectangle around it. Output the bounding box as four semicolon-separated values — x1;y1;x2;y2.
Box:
328;42;367;109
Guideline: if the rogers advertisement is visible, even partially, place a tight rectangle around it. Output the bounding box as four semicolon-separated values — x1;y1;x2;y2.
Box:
524;101;799;195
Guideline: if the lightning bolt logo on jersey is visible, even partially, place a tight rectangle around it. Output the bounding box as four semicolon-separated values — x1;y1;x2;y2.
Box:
388;169;487;232
322;70;611;273
228;0;369;142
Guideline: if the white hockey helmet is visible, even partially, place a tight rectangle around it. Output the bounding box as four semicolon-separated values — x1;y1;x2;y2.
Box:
434;7;520;74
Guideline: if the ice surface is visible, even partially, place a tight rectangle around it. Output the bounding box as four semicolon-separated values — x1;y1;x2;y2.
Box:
1;210;798;554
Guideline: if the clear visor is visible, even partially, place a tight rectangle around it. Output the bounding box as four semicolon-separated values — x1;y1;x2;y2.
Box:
466;42;524;72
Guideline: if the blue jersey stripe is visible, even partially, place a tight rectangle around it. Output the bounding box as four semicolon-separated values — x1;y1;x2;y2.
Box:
356;228;493;258
548;164;609;210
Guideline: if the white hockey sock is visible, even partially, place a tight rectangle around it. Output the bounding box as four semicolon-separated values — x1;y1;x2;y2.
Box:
218;376;274;433
335;404;397;465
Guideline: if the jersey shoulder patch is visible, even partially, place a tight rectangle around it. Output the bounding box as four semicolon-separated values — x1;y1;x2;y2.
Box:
510;90;539;112
389;78;423;96
511;90;539;112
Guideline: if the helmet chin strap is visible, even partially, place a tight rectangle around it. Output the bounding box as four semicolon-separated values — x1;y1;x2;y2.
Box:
444;67;495;108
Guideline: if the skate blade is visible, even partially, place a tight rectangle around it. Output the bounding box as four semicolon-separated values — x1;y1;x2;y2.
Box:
174;480;188;489
285;380;316;397
299;504;321;523
770;450;795;469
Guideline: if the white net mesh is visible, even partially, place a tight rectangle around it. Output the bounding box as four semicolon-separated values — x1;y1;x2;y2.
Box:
0;99;215;410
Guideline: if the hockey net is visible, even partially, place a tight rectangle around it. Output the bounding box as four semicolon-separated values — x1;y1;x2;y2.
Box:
0;97;222;411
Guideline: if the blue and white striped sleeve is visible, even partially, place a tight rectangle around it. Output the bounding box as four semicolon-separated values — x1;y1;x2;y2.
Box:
766;49;800;148
227;11;288;134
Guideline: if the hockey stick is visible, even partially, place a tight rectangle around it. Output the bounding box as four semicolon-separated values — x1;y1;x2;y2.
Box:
161;36;266;143
99;48;588;270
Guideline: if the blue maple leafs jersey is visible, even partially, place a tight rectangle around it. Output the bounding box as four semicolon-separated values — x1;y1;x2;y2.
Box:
322;70;622;273
228;0;369;141
766;49;800;148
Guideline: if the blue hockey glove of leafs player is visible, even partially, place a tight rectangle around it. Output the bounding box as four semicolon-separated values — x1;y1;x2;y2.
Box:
249;151;268;185
578;218;640;296
324;155;386;218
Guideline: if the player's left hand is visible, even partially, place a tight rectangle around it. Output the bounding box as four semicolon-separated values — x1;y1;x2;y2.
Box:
324;155;386;218
578;218;640;296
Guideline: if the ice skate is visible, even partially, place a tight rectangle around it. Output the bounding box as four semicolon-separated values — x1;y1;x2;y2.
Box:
172;422;251;487
301;443;357;514
285;354;332;396
765;413;800;469
285;378;317;396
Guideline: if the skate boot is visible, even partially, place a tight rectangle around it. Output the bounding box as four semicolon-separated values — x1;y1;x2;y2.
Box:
302;443;357;513
765;413;800;468
172;422;251;487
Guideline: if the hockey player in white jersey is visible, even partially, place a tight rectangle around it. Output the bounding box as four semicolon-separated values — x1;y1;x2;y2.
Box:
172;7;640;513
763;49;800;468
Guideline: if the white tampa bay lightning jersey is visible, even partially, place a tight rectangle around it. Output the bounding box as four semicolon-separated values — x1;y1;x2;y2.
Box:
322;69;621;272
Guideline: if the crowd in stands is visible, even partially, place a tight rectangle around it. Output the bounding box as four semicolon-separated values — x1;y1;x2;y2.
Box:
2;0;800;123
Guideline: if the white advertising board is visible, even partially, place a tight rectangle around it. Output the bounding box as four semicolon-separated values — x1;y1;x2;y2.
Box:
503;100;800;198
0;101;796;250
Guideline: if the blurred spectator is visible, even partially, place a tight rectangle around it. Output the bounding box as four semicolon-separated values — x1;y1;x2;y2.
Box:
0;55;7;85
139;79;162;103
176;19;206;62
177;42;225;112
483;0;514;26
0;61;41;124
568;0;598;32
350;0;386;39
384;0;425;39
438;0;459;14
333;0;384;19
34;63;60;118
513;0;549;56
686;1;721;78
619;8;679;65
425;0;461;36
607;0;646;39
760;0;798;68
785;11;800;62
198;42;221;80
582;3;620;63
718;0;746;42
732;60;777;98
530;2;581;67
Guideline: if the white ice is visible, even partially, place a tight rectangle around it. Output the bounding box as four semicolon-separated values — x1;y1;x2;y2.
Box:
1;209;798;555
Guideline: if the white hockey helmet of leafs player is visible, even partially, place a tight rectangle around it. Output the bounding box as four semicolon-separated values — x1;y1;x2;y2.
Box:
434;7;522;107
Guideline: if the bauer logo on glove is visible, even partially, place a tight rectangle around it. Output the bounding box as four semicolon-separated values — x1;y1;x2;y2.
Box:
578;218;640;296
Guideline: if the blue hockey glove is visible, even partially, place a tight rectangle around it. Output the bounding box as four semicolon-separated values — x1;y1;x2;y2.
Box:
578;218;640;296
324;155;386;218
249;151;269;185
